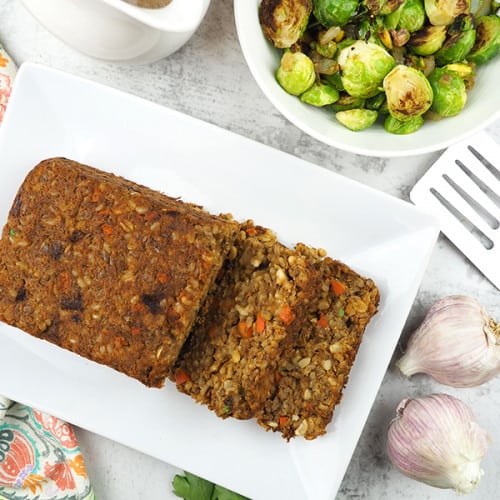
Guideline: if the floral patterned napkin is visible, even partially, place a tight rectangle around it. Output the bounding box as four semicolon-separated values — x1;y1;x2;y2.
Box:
0;45;94;500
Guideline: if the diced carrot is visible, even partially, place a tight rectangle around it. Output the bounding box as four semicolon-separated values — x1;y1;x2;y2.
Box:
279;416;288;427
208;326;216;338
90;187;101;203
255;313;266;334
145;210;160;221
130;327;141;335
157;273;168;284
175;369;190;385
238;321;253;338
101;224;113;236
318;313;328;328
59;270;71;291
330;279;346;295
245;226;256;236
279;305;295;325
132;303;147;313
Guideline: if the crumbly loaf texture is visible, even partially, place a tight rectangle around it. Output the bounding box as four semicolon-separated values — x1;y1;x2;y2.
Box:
257;247;380;440
0;157;238;387
171;221;322;419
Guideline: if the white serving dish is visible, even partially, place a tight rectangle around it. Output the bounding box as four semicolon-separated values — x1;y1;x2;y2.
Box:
0;62;439;500
234;0;500;157
20;0;211;63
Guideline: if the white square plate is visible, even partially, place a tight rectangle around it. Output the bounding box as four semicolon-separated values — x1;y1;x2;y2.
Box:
0;63;439;500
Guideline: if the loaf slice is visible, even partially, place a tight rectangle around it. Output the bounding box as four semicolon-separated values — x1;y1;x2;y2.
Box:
171;221;322;419
0;157;239;387
257;249;380;440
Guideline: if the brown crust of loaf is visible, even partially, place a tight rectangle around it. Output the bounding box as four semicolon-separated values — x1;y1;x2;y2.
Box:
257;248;380;440
171;221;322;420
0;157;238;387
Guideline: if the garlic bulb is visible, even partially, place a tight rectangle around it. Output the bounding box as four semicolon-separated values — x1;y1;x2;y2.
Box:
396;295;500;387
387;393;489;494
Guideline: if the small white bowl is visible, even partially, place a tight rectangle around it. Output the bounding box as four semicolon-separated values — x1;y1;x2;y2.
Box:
21;0;211;63
234;0;500;157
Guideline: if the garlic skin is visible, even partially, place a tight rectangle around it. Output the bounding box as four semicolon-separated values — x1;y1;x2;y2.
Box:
387;393;489;494
396;295;500;387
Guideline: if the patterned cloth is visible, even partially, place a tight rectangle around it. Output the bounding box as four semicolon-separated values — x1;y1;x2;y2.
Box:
0;45;94;500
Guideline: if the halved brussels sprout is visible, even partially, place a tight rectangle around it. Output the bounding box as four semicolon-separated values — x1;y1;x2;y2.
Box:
435;14;477;64
428;67;467;116
276;51;316;95
424;0;471;26
314;0;360;27
383;64;433;120
259;0;313;48
300;82;340;105
336;109;379;130
337;40;395;98
443;61;475;77
385;0;426;33
467;15;500;64
409;25;448;54
470;0;492;15
384;114;425;133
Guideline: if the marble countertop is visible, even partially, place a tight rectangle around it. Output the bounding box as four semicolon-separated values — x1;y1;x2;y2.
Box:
1;0;499;499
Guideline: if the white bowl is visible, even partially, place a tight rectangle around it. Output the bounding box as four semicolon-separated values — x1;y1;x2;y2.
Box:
234;0;500;157
21;0;211;63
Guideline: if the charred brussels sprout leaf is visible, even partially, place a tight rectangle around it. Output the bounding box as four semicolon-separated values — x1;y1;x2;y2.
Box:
467;15;500;63
383;64;433;120
424;0;471;26
337;41;395;98
428;67;467;116
276;51;316;95
259;0;313;48
314;0;360;27
409;24;448;54
300;82;340;105
331;93;366;111
336;109;379;130
435;14;477;64
384;114;425;133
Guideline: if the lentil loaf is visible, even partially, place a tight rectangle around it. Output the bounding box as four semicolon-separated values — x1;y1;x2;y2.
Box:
171;221;323;419
257;248;380;440
0;157;239;387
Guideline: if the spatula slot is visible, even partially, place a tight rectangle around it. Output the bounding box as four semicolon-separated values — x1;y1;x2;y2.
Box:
455;159;500;209
430;187;494;251
467;145;500;182
443;173;500;230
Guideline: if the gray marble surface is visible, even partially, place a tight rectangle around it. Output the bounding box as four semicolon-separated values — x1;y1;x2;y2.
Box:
1;0;499;499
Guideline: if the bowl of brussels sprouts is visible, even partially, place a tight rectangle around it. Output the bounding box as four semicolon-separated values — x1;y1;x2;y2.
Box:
234;0;500;157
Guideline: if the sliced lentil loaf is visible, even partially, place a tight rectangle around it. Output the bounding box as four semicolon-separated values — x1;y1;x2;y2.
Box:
171;221;322;419
0;157;239;387
257;247;380;440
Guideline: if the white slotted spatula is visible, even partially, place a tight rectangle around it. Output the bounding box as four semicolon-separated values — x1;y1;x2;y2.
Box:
410;130;500;290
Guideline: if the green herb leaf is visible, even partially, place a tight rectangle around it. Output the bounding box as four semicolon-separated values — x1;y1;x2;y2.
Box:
338;308;345;317
172;472;250;500
172;472;214;500
9;228;16;237
212;484;250;500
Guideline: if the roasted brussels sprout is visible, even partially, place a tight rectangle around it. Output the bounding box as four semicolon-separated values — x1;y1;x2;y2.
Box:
428;67;467;116
337;41;396;98
383;64;433;120
336;109;379;130
314;0;360;27
470;0;492;15
409;25;448;54
330;93;366;111
467;14;500;63
259;0;313;48
384;114;425;133
385;0;426;33
276;51;316;95
424;0;471;26
300;82;340;105
435;13;477;64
